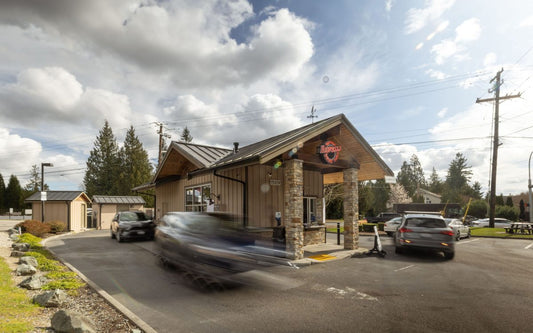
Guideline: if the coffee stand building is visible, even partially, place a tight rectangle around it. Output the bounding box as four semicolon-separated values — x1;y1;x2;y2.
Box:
152;114;393;259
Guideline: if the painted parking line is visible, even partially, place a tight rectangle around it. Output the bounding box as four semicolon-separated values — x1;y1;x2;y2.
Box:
457;238;481;245
525;242;533;250
394;264;415;272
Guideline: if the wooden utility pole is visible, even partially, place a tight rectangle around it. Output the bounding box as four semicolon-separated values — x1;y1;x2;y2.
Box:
476;68;521;227
155;122;171;167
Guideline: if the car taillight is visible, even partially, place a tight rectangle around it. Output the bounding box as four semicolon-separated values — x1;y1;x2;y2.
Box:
440;230;454;236
399;227;412;233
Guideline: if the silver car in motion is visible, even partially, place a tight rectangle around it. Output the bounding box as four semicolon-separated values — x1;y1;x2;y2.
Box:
394;213;455;260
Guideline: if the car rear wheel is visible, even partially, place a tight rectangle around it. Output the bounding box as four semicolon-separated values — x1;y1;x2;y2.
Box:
456;231;460;241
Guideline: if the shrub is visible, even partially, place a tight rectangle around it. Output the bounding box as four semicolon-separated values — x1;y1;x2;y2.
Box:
15;220;51;237
16;233;43;248
45;220;67;233
495;205;519;221
467;200;488;218
42;279;85;291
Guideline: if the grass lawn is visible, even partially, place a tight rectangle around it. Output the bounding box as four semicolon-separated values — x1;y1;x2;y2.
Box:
470;227;533;239
0;257;40;333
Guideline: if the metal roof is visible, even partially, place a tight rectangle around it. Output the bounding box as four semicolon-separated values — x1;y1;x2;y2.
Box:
208;114;392;176
92;195;146;205
169;142;231;168
25;191;91;202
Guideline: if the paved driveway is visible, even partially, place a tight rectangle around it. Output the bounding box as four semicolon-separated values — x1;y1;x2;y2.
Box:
45;230;533;333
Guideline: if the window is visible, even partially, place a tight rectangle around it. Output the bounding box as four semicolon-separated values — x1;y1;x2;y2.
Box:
405;218;446;228
185;184;211;212
303;197;317;226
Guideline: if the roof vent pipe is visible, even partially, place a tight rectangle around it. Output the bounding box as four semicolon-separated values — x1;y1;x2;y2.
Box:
233;142;239;153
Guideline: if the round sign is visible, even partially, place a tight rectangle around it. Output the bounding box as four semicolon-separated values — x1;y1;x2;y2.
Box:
319;141;341;164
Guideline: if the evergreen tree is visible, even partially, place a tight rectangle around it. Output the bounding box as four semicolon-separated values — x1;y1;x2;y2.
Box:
505;195;513;207
24;164;48;192
0;173;5;213
396;154;426;198
84;120;120;198
442;153;472;204
118;126;154;206
180;126;193;143
428;167;443;194
371;179;390;215
519;199;526;220
5;175;24;211
358;181;374;217
495;193;505;206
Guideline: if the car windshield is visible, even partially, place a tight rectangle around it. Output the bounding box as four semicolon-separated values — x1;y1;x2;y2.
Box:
120;212;148;221
405;218;446;228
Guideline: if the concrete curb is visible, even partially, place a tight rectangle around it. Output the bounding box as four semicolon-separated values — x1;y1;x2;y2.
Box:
291;247;369;267
42;233;158;333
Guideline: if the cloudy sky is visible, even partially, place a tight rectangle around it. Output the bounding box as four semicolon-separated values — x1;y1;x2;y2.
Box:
1;0;532;196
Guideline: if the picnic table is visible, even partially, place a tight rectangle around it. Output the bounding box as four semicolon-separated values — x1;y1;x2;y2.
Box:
505;222;533;235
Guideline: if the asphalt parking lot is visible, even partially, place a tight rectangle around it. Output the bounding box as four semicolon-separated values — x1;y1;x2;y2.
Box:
42;229;533;333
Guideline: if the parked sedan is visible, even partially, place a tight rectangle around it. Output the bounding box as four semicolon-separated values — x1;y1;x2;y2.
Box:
394;213;455;260
384;217;402;237
445;218;471;240
471;218;513;228
110;211;155;242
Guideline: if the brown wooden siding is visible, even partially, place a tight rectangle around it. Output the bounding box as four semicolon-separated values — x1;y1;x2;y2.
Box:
247;165;284;228
155;169;244;219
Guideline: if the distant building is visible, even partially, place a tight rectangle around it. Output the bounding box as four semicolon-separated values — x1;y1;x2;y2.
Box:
92;195;147;230
25;191;91;232
416;188;442;204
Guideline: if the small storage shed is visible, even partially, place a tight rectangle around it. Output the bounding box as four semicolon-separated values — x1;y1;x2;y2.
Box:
25;191;92;232
92;195;146;230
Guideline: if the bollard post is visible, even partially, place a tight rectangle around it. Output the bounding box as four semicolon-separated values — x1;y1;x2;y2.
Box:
337;222;340;245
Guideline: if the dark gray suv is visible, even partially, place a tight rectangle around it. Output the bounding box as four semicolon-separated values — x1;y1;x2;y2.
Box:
394;213;455;260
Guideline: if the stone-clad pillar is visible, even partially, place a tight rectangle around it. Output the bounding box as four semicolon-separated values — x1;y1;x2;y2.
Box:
284;159;304;259
343;168;359;250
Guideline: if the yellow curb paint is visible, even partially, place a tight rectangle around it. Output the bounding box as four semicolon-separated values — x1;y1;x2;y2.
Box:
308;254;337;261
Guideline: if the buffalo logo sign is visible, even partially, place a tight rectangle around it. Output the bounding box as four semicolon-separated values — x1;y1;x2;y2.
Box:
318;141;342;164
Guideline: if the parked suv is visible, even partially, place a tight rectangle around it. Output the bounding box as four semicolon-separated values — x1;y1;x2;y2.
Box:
394;213;455;260
110;211;155;242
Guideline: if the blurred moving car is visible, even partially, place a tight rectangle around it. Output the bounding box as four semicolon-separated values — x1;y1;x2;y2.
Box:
384;217;402;237
110;211;155;242
445;218;471;240
154;212;292;283
471;218;513;228
394;213;455;260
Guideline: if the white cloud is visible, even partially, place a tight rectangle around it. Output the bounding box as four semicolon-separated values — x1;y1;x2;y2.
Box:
404;0;455;34
520;15;533;27
430;18;481;65
426;69;448;79
484;52;497;66
454;18;481;43
0;67;133;130
385;0;394;12
0;1;313;89
0;128;42;181
437;108;448;118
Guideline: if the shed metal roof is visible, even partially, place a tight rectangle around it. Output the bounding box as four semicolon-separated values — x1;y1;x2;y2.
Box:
25;191;91;202
92;195;146;205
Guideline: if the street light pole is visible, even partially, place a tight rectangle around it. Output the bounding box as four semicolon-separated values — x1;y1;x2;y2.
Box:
527;151;533;222
41;162;53;222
